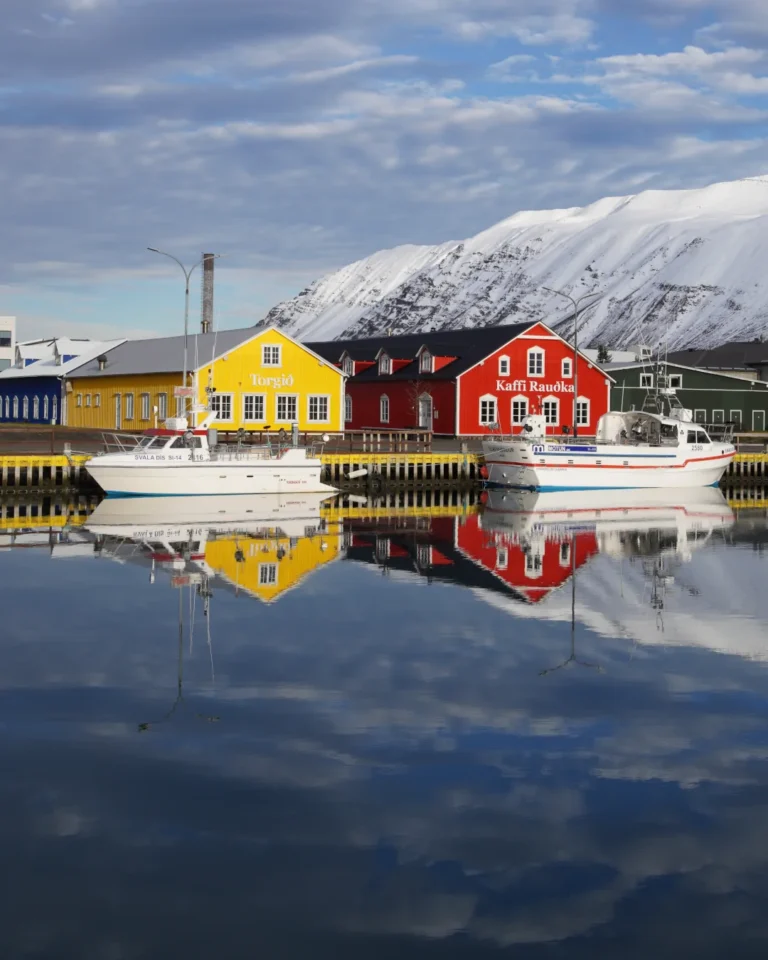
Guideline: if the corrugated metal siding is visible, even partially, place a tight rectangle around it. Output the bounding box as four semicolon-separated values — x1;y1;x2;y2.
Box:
67;373;182;429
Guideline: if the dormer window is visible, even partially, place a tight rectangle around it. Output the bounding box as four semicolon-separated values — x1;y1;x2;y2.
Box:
420;350;433;374
379;353;391;375
342;355;353;376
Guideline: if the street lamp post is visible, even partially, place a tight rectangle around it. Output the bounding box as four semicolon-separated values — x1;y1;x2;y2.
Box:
542;287;602;437
147;248;221;413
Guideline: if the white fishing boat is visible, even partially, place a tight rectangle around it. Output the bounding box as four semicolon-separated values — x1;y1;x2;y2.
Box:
84;413;337;497
483;409;735;490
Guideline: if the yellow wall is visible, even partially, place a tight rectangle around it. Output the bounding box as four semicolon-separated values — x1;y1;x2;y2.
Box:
67;373;181;430
204;527;342;602
67;329;345;432
196;328;345;433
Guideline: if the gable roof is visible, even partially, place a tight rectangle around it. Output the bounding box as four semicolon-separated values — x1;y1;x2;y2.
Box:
666;341;768;370
307;323;536;382
0;340;125;381
70;328;259;379
605;359;768;387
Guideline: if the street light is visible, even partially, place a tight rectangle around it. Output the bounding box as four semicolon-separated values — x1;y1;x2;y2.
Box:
147;248;222;412
542;286;602;437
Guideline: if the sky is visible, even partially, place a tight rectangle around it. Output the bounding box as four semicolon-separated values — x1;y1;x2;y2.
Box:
2;0;768;342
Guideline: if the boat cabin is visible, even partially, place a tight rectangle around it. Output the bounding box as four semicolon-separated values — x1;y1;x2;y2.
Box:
596;411;712;447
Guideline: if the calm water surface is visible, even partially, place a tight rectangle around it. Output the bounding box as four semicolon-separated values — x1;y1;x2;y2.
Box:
2;490;768;958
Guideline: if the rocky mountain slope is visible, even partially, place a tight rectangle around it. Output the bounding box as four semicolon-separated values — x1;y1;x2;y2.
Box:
262;176;768;349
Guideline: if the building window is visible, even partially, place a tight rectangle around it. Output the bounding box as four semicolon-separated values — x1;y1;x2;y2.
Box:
576;397;590;427
479;395;498;426
52;397;57;423
22;396;29;419
308;395;329;422
243;394;266;421
3;397;8;418
345;394;352;423
0;332;11;348
125;393;134;420
94;393;100;408
262;345;281;366
511;396;529;425
157;393;168;419
276;394;298;422
76;393;82;407
380;394;390;423
527;348;544;377
562;358;572;378
525;551;543;578
378;353;391;375
640;373;654;388
498;355;510;377
43;397;49;421
258;563;278;586
496;546;508;570
12;397;19;418
542;397;559;425
342;356;353;376
174;395;185;417
209;393;233;422
32;397;40;420
140;393;150;420
730;409;742;427
420;351;433;374
668;374;683;389
560;541;571;567
694;409;706;424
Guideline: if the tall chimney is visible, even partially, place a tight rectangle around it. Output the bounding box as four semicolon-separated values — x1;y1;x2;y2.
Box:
201;253;215;334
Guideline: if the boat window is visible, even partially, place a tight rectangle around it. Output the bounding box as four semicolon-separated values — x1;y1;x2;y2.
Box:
696;430;710;444
660;423;678;442
686;430;697;443
170;436;202;448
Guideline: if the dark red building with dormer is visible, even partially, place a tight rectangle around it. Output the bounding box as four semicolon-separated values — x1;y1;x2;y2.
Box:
308;322;612;436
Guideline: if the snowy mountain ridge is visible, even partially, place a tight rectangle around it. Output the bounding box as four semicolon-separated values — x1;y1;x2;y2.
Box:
262;175;768;349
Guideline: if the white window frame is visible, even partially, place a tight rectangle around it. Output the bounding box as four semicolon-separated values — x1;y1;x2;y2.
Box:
85;394;91;408
694;409;707;424
125;393;134;420
640;373;654;388
12;396;19;419
753;410;766;431
140;393;150;420
157;393;168;420
342;355;353;376
527;347;544;378
307;394;330;423
419;351;433;374
496;546;508;570
378;353;391;375
3;397;8;418
210;392;233;422
479;394;498;426
52;396;57;423
22;396;29;419
276;393;298;423
379;394;390;424
76;393;82;407
525;550;543;579
43;396;49;421
668;374;683;389
94;393;101;408
243;393;266;422
542;395;559;426
262;344;282;367
498;355;510;377
561;357;573;379
511;395;529;425
32;396;40;420
711;409;725;425
175;395;184;418
730;409;742;426
344;393;353;423
576;396;590;427
258;563;278;586
560;541;571;567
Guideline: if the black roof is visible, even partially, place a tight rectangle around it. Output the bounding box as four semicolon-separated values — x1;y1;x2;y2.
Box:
666;341;768;370
306;322;535;382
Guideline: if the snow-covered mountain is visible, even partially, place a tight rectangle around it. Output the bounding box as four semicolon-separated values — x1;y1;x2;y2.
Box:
263;176;768;349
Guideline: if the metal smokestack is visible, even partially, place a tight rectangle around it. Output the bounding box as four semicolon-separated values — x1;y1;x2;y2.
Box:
201;253;215;334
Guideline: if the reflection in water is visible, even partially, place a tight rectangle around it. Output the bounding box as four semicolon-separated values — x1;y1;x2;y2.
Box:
5;487;768;956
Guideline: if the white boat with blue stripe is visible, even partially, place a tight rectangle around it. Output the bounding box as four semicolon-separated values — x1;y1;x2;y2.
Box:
483;410;735;490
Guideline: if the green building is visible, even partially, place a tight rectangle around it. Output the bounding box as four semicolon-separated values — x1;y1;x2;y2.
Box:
608;361;768;432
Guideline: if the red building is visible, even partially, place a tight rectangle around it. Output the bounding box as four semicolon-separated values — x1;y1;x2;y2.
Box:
308;322;612;436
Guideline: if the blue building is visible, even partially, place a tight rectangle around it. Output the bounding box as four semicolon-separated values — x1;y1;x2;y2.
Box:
0;338;124;425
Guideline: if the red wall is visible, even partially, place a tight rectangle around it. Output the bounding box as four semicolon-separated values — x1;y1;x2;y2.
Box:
455;513;599;603
345;379;456;434
457;323;610;436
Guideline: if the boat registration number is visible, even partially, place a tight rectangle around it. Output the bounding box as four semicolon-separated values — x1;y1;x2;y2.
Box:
532;444;598;454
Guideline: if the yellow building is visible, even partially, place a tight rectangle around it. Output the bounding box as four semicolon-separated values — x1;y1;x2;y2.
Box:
67;326;346;433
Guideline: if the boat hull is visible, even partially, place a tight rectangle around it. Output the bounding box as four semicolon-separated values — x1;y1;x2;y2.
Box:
86;459;337;497
483;441;735;490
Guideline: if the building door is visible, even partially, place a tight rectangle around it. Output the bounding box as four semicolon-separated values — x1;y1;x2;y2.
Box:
418;393;433;430
115;393;122;429
753;409;766;432
713;409;724;425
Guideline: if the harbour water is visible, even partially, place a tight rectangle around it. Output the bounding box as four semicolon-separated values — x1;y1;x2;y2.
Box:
3;489;768;957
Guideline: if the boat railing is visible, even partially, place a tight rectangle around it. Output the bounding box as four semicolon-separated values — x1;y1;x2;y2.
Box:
212;444;277;462
100;432;147;453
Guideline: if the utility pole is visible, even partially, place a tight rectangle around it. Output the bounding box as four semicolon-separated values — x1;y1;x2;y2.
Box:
543;287;602;437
